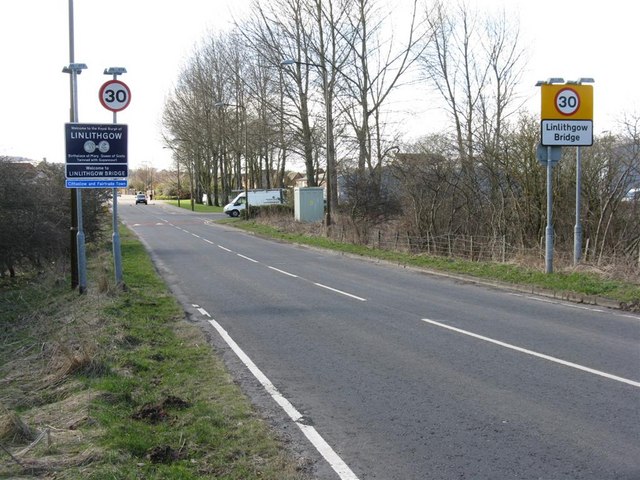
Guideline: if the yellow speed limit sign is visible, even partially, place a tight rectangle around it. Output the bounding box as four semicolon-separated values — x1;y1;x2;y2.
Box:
541;84;593;120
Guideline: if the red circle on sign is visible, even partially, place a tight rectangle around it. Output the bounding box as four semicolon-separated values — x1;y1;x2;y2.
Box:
554;88;580;116
99;79;131;112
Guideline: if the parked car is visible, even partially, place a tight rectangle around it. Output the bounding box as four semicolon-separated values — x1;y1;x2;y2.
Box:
135;193;148;205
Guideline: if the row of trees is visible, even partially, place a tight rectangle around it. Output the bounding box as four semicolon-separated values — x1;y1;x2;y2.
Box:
162;0;462;208
161;0;639;263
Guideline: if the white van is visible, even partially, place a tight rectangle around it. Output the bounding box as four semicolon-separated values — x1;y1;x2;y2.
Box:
223;189;284;217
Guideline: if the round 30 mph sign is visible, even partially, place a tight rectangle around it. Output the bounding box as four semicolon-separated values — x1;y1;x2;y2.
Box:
554;88;580;116
99;79;131;112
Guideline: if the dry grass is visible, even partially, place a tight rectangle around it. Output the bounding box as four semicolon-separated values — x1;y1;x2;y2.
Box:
0;412;37;444
0;264;114;477
1;235;312;479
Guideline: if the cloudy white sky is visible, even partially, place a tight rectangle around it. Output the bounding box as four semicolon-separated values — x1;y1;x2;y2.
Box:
0;0;638;171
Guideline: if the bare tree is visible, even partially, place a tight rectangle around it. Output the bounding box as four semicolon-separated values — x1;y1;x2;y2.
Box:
339;0;427;179
244;0;321;187
418;0;525;236
579;127;640;264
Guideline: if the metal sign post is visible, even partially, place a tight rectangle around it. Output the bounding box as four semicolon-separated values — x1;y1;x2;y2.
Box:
537;78;594;273
102;68;129;287
537;143;562;273
574;145;583;265
65;123;128;290
545;146;554;274
569;78;594;265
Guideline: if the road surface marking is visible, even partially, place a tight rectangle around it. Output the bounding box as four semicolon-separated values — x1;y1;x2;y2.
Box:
203;238;214;245
531;296;606;313
268;266;299;278
206;242;364;302
314;283;366;302
207;316;359;480
507;293;640;321
191;304;211;317
237;253;259;263
421;318;640;388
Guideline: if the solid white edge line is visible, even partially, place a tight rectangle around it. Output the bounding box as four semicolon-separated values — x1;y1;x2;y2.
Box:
296;423;359;480
314;283;366;302
206;319;302;420
268;266;299;278
237;253;259;263
508;293;640;321
207;318;359;480
421;318;640;388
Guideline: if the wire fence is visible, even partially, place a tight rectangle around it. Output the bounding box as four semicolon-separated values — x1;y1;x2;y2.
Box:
256;211;640;281
328;224;640;277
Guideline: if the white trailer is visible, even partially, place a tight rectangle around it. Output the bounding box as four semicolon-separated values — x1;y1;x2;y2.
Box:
223;189;284;217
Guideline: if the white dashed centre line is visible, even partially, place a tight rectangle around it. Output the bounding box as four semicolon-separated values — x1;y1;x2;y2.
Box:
422;318;640;388
268;266;299;278
314;283;366;302
237;253;259;263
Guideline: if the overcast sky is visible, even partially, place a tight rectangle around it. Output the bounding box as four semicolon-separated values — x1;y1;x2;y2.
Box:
1;0;638;171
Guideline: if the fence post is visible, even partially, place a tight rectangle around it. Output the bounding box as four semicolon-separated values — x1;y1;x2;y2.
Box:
502;235;506;263
470;236;474;261
584;238;590;262
394;231;399;250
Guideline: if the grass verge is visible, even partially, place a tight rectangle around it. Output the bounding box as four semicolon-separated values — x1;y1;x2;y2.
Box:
163;200;223;213
0;226;309;479
223;219;640;308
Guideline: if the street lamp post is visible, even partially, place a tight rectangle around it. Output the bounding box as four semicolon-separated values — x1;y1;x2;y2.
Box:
163;143;182;208
215;102;248;218
63;0;88;293
281;58;335;229
104;67;127;288
176;151;181;208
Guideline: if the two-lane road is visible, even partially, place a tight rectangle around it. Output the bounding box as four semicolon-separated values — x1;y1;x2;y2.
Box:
118;198;640;479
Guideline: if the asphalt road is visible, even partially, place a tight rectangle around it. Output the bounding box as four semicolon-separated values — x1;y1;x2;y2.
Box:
117;197;640;480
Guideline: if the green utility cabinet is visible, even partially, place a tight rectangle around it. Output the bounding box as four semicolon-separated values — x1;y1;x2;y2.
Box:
294;187;324;222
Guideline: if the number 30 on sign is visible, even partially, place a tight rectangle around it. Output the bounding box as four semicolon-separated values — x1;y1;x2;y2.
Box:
99;79;131;112
555;88;580;116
